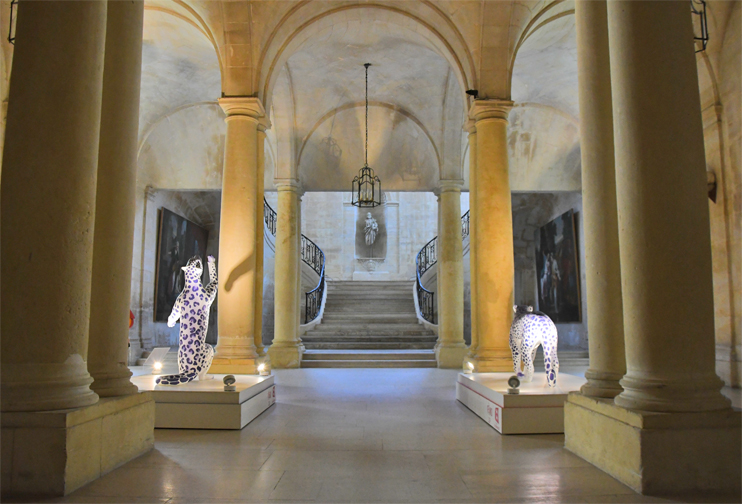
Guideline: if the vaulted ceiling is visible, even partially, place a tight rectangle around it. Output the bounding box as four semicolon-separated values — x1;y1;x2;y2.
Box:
128;0;734;193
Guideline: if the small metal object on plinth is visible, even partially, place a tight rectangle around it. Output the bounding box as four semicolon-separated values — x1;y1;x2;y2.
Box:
507;375;520;395
223;374;236;391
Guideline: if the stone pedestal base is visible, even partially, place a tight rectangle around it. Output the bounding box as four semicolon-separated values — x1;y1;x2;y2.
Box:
457;372;585;434
267;343;303;368
209;357;258;375
565;393;742;496
132;374;275;429
436;343;468;369
1;393;154;497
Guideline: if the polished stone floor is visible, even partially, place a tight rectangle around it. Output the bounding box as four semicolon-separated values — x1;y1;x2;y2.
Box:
41;368;739;503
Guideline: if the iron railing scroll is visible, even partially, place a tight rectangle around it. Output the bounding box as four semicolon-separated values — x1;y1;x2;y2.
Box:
461;210;470;240
264;198;277;237
414;211;471;324
263;198;326;323
416;237;437;323
301;235;325;323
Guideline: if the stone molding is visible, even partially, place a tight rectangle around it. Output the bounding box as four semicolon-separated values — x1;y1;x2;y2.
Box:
439;179;464;193
468;99;513;124
218;96;265;121
274;178;301;192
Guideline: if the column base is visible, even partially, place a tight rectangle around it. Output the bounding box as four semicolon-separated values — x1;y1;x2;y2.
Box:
436;343;469;369
90;367;139;397
208;357;258;375
467;348;513;372
267;343;304;369
1;392;154;497
580;368;624;399
565;392;741;496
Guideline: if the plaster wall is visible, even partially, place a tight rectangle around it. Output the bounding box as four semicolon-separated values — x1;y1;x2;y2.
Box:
299;191;438;282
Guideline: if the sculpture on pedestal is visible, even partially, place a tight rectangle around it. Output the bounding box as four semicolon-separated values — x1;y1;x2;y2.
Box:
364;212;378;246
156;255;217;385
509;305;559;387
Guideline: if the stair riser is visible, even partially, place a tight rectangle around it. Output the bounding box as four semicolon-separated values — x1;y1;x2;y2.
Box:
301;360;437;368
302;353;436;361
304;343;436;350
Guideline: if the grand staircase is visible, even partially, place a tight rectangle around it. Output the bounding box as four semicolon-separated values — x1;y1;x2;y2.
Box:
301;281;438;368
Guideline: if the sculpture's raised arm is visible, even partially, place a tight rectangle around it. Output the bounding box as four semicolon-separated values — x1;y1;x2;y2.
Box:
204;255;218;302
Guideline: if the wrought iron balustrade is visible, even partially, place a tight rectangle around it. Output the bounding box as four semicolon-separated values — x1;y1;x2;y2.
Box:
263;198;326;323
414;210;471;324
264;198;277;237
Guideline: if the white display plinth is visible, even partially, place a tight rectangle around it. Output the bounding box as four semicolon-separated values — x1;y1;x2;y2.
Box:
456;372;585;434
131;374;275;430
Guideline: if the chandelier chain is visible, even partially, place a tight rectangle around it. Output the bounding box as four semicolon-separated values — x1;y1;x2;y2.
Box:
364;63;370;166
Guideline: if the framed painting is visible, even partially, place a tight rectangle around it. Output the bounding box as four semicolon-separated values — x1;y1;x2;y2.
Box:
535;209;581;322
154;208;209;322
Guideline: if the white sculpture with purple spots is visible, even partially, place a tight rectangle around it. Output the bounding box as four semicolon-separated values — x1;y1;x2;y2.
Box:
156;255;217;385
509;305;559;387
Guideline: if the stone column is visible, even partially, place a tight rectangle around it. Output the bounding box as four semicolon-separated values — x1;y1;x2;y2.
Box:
575;0;626;399
210;97;264;375
436;180;468;368
1;1;107;411
467;100;515;372
269;180;303;368
254;124;268;357
607;0;728;413
87;0;144;398
465;121;479;358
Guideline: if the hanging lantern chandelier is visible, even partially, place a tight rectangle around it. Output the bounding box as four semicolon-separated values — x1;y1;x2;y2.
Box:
351;63;382;207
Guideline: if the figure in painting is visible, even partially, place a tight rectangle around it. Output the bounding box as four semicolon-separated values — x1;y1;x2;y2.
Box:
156;255;218;385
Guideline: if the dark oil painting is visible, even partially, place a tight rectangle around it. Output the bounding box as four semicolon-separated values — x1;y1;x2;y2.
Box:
154;208;209;322
535;209;581;322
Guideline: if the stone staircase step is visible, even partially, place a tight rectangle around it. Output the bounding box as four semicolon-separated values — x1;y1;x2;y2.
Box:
302;280;435;368
301;359;437;368
302;350;435;361
303;342;436;350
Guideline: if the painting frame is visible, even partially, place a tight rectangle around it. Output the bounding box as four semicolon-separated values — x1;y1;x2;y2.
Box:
153;208;209;322
535;209;581;323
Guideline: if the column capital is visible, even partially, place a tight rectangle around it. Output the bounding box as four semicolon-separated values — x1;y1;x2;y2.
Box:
274;178;301;193
439;179;464;193
468;99;513;124
219;96;265;120
464;118;477;134
258;117;272;132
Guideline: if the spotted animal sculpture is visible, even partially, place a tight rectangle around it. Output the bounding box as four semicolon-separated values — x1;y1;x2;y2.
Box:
509;305;559;387
156;255;217;385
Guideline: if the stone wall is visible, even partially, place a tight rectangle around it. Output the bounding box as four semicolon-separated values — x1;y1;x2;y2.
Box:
701;1;742;387
510;192;587;350
129;190;221;362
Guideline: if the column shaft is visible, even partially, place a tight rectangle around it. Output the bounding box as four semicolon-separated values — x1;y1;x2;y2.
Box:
436;181;468;368
466;124;479;357
575;0;625;398
88;0;144;398
468;101;514;372
210;98;264;374
1;1;107;411
254;127;267;357
269;182;303;368
607;0;728;412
